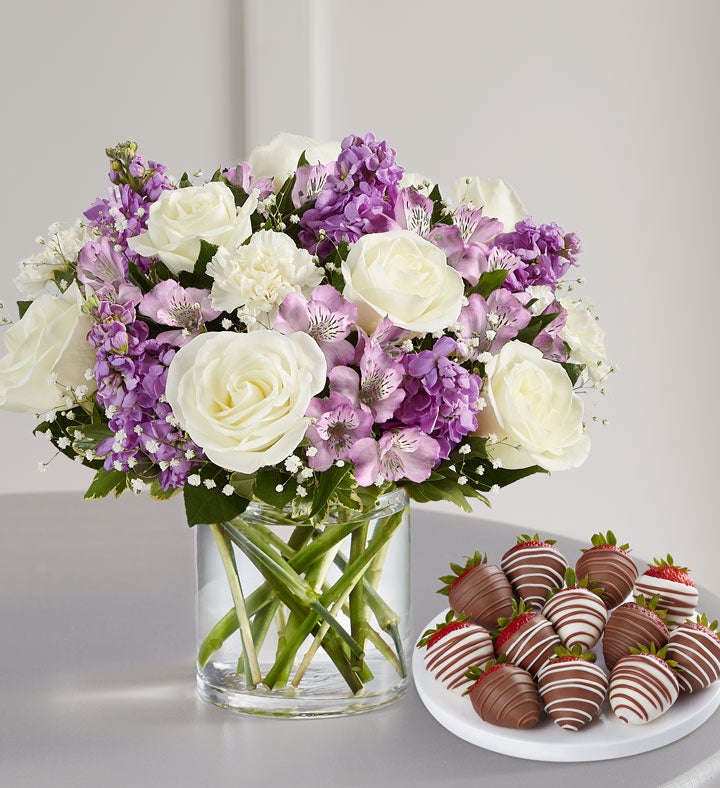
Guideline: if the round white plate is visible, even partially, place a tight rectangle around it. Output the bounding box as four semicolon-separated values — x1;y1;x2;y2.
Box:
413;610;720;762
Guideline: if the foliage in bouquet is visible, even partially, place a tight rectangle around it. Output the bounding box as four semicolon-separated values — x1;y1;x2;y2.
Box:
0;134;612;527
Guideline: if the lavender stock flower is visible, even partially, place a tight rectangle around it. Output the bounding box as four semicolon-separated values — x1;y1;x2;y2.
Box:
299;133;404;255
397;336;483;459
493;218;580;292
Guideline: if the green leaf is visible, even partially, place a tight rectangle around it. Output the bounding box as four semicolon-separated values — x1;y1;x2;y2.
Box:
229;471;256;501
307;463;352;521
17;300;32;319
149;479;180;501
183;482;249;527
178;172;193;188
178;240;218;289
562;362;586;386
254;468;296;509
473;269;509;299
84;469;130;499
515;311;562;345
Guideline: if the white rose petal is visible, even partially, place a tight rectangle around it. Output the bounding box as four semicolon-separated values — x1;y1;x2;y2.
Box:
15;220;98;299
559;297;610;384
475;340;589;472
248;132;340;192
341;229;464;334
453;177;526;233
207;230;322;323
0;282;97;413
127;183;256;275
165;330;326;474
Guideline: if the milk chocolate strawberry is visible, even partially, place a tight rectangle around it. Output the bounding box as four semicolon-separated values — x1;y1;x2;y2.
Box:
542;568;608;651
602;594;669;671
465;659;541;729
536;645;609;731
417;612;494;691
439;551;514;629
493;598;561;677
633;555;699;626
667;614;720;693
609;644;680;724
575;530;638;609
501;533;568;609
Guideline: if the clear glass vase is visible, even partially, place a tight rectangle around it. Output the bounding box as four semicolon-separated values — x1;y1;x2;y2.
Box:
195;488;411;717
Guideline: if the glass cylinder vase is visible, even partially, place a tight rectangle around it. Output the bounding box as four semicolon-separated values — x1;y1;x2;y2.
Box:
196;488;411;718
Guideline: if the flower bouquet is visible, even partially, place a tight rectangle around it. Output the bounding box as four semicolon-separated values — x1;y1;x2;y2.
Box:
0;132;610;716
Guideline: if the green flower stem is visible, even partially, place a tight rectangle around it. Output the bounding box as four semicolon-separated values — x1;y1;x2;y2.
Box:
291;543;368;688
223;523;365;689
196;520;362;668
197;609;236;670
348;521;369;671
209;524;262;688
279;510;405;689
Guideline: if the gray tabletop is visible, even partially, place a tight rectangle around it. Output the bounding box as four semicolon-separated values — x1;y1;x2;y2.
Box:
1;491;718;788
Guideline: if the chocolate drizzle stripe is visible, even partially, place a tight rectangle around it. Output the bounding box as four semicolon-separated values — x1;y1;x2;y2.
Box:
609;656;678;723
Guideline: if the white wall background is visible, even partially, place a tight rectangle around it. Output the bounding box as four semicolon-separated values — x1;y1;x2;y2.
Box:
1;0;719;593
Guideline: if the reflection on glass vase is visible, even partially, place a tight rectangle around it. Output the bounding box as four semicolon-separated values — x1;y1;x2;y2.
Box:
196;488;411;717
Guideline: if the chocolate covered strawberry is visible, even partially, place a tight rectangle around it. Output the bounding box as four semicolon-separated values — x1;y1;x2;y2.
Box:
633;555;698;626
542;568;608;651
465;659;541;729
501;533;568;609
575;530;638;609
493;598;561;677
439;551;514;629
609;644;680;724
536;645;609;731
602;594;669;671
667;614;720;693
417;612;494;691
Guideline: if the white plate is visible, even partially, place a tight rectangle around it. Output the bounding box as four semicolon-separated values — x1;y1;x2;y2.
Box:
413;609;720;762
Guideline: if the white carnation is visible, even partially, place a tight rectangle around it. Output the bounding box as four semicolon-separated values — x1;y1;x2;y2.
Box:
207;230;323;324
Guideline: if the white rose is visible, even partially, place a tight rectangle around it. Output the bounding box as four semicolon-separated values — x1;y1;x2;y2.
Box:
207;230;323;324
476;340;590;471
453;177;526;233
0;282;96;413
127;183;255;275
15;220;98;299
165;329;326;474
559;297;610;385
248;132;340;192
341;229;464;334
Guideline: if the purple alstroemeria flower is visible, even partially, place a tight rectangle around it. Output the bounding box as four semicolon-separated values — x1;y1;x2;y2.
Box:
330;340;405;423
292;163;335;208
76;237;143;305
274;285;357;367
223;162;274;201
396;336;483;459
350;427;440;487
393;187;434;238
138;280;220;347
305;394;374;471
